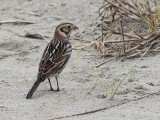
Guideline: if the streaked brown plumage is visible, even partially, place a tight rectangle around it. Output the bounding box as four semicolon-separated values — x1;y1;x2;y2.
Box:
26;23;78;99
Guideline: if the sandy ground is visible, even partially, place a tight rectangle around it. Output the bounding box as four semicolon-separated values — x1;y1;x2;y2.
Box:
0;0;160;120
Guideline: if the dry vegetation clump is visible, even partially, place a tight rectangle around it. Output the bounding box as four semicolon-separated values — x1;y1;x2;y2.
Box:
75;0;160;62
73;0;160;98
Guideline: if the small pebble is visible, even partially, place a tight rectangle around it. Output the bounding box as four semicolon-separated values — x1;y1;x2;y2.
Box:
140;65;148;68
128;79;133;82
135;85;143;89
134;85;148;90
96;94;106;99
147;82;154;86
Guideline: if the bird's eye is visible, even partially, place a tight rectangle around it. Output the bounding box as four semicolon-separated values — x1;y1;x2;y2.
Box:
68;26;71;29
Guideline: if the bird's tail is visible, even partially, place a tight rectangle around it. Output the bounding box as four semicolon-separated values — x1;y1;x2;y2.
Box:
26;80;41;99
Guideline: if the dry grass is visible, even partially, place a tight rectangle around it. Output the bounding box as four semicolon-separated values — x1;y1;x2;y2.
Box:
74;0;160;59
74;0;160;98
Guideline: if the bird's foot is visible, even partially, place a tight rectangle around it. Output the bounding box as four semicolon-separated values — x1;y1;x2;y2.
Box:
49;87;60;92
56;88;60;91
50;87;55;91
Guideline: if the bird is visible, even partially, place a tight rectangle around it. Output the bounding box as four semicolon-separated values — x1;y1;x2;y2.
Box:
26;23;78;99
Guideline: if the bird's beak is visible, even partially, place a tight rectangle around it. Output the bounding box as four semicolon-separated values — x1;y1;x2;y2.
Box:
73;25;79;30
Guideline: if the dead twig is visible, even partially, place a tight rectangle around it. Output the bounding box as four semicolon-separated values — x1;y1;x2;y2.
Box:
0;20;35;25
95;56;118;68
50;90;160;120
120;19;126;54
25;33;50;40
103;39;139;44
36;32;50;43
104;26;141;39
24;31;50;43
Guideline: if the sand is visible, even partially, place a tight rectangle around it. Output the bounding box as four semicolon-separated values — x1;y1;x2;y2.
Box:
0;0;160;120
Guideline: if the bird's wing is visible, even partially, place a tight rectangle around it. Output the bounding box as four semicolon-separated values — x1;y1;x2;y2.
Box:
38;42;71;81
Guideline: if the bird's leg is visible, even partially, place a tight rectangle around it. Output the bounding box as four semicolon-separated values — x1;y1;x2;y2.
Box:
48;78;54;91
55;76;59;91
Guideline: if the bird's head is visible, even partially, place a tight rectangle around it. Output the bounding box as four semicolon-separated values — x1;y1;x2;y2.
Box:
54;23;78;40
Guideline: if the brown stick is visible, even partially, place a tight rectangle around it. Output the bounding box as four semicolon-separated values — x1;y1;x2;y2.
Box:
96;56;118;68
25;33;42;39
105;26;141;39
120;20;126;54
104;39;139;44
136;49;160;52
50;90;160;120
0;20;35;25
